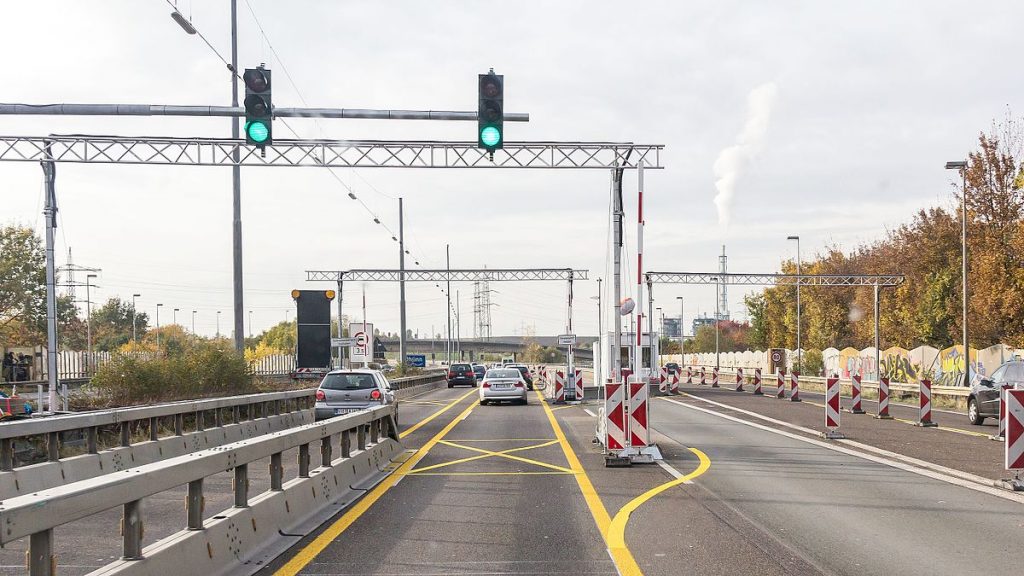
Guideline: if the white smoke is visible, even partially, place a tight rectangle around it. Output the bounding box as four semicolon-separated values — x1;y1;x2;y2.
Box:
713;82;779;228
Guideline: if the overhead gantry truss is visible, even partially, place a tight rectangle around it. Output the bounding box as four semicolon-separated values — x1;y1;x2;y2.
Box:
644;272;904;287
307;268;589;282
0;135;662;169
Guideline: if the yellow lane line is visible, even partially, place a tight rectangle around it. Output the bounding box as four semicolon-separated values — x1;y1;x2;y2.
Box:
399;388;477;439
407;440;565;474
274;397;476;576
550;405;576;412
535;390;618;568
401;471;574;476
607;448;711;576
444;438;558;442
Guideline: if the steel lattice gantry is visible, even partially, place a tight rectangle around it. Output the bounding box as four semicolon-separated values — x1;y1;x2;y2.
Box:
307;269;589;282
643;272;904;287
0;135;662;169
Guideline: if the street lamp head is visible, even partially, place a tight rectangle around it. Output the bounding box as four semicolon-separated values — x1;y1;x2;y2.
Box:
786;235;799;241
945;160;968;170
133;293;141;297
157;303;163;307
174;308;180;312
87;274;97;279
170;10;197;35
676;296;683;300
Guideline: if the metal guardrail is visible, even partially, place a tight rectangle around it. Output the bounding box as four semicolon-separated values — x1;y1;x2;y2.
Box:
0;404;397;575
688;366;970;399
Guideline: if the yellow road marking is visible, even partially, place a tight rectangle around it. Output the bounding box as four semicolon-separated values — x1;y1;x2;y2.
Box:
406;440;565;474
401;400;448;407
401;471;574;476
444;438;558;442
550;405;576;412
274;397;476;576
536;390;618;569
607;448;711;576
399;388;477;439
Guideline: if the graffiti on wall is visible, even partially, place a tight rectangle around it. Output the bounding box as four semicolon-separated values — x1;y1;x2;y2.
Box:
879;347;920;383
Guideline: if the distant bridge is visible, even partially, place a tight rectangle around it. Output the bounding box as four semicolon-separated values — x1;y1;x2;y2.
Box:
377;336;597;362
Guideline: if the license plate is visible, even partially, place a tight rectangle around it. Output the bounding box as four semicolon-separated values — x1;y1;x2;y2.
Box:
493;384;511;390
335;408;359;415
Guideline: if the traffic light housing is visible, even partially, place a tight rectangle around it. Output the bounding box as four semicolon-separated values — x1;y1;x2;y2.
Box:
478;70;503;152
243;67;272;147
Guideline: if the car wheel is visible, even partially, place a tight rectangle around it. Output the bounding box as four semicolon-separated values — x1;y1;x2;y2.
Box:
968;398;984;425
521;398;529;405
479;399;488;405
448;383;453;388
473;383;478;388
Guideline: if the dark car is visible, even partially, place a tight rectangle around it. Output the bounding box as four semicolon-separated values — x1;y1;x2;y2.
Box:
447;363;477;388
472;364;487;381
665;362;681;375
968;360;1024;425
507;364;534;391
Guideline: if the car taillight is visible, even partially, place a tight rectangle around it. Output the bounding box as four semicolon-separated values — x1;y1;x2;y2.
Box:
370;389;381;400
315;390;326;401
448;371;455;378
515;381;524;388
482;381;491;388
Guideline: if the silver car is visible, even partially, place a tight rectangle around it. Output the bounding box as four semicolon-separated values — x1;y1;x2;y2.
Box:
479;368;528;405
314;369;396;421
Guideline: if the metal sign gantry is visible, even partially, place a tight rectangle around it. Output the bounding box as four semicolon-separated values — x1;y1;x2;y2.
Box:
2;135;663;169
643;271;905;378
308;268;587;401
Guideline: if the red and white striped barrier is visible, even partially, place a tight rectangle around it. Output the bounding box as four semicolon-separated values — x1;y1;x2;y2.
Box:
993;384;1012;440
1006;389;1024;471
686;366;693;384
628;379;650;447
789;370;801;402
847;374;865;414
875;376;892;419
776;369;786;399
735;367;744;392
711;366;720;388
699;367;706;385
669;370;679;395
916;378;937;427
574;368;584;401
604;381;626;451
658;366;669;394
824;376;844;439
553;370;566;403
752;368;763;395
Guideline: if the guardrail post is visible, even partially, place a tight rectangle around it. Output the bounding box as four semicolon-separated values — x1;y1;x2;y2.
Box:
87;426;98;454
370;419;380;444
357;424;367;450
298;444;310;477
214;408;223;428
120;422;131;447
122;499;143;560
234;464;249;507
341;430;351;458
0;438;13;470
148;417;159;441
270;452;283;490
187;479;204;530
320;435;333;467
174;413;184;436
196;410;205;432
28;529;54;576
47;432;60;461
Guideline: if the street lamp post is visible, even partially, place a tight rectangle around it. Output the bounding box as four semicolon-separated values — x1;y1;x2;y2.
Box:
173;308;179;325
156;303;163;350
714;279;720;369
191;310;197;335
131;293;141;344
248;310;253;339
85;274;97;371
216;311;222;339
592;277;603;385
946;160;970;385
676;296;684;364
787;236;801;371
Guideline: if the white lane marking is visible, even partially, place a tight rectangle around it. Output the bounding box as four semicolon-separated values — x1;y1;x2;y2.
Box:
656;459;692;483
584;408;598;418
660;397;1024;505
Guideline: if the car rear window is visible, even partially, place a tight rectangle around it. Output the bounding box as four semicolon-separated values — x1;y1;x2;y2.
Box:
487;369;521;379
321;373;378;390
452;364;472;370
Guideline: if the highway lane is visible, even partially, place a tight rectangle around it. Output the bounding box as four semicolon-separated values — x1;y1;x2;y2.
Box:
261;387;620;576
649;395;1024;576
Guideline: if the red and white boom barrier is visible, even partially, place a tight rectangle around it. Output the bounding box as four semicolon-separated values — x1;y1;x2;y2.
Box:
847;374;865;414
916;378;937;427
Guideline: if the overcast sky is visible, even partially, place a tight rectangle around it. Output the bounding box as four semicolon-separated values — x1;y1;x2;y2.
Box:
4;0;1022;340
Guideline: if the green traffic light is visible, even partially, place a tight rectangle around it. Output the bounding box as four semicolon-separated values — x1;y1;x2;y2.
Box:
480;125;501;147
246;120;270;143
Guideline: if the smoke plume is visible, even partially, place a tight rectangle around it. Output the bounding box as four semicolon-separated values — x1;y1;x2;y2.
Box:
713;82;779;228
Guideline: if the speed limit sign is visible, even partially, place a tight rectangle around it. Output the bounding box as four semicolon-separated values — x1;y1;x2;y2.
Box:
771;350;782;363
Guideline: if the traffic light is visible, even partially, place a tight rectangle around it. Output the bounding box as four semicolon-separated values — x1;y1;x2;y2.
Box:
243;67;272;147
478;70;503;152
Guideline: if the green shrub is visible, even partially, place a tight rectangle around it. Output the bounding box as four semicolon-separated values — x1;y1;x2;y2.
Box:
802;349;824;376
90;341;253;406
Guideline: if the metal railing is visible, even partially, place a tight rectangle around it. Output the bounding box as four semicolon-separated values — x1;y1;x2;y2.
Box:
0;404;397;575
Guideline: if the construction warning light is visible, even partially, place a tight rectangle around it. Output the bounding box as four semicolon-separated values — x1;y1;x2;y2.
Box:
243;67;272;147
290;289;301;299
477;70;504;152
325;290;336;300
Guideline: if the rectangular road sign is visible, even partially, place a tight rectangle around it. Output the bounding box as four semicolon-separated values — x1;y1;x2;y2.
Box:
557;334;577;346
1006;389;1024;470
349;322;373;364
331;337;357;347
406;354;426;368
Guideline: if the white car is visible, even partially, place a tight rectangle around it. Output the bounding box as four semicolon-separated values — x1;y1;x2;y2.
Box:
479;368;529;405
